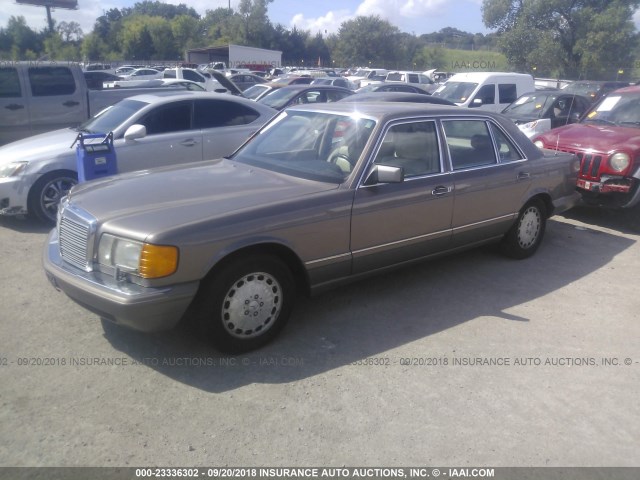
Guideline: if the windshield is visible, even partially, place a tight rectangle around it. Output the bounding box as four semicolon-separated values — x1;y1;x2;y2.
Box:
502;93;555;118
432;81;478;103
233;110;377;184
258;88;302;109
562;82;600;97
243;84;270;99
581;93;640;128
77;99;147;134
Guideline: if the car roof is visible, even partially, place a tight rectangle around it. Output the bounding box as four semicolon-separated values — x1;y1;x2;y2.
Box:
341;92;455;105
123;91;275;111
271;84;353;93
608;85;640;94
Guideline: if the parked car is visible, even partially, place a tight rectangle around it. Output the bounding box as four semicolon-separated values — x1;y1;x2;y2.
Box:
118;68;162;81
356;83;432;95
257;85;354;110
311;77;357;90
501;90;591;138
267;75;314;86
432;72;535;112
340;92;456;105
533;85;640;208
43;103;580;353
384;71;438;93
227;73;267;91
561;81;630;103
0;92;276;223
83;71;122;90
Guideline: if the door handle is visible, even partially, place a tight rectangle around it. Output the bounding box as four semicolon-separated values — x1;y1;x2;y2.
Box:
179;139;198;147
432;185;452;196
5;104;24;111
517;172;531;180
62;100;80;107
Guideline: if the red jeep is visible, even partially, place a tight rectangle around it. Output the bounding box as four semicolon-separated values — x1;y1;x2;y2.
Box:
533;86;640;208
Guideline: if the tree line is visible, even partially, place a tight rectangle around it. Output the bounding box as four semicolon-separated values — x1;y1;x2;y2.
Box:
1;0;638;80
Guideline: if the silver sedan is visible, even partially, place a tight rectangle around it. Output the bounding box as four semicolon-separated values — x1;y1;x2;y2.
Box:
0;92;276;223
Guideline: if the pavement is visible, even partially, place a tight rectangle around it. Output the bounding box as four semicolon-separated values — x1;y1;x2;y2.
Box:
0;206;639;468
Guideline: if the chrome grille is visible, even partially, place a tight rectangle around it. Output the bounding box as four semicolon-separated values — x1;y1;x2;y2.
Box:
58;207;94;271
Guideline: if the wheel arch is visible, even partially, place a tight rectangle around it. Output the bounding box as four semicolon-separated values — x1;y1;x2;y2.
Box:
201;242;310;297
523;191;554;218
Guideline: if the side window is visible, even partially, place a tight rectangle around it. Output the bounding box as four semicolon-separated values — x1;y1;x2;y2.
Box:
28;67;76;96
0;68;21;98
408;73;419;83
498;83;517;104
183;70;203;83
163;70;177;79
139;102;192;135
194;100;260;128
373;121;440;177
489;123;524;162
443;120;497;170
474;84;495;105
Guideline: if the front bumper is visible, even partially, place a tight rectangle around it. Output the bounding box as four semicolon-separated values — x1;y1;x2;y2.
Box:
43;228;200;332
577;175;640;209
0;176;29;216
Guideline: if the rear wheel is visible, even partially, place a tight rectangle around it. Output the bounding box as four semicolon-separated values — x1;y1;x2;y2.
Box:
501;199;546;259
194;255;295;353
28;170;77;224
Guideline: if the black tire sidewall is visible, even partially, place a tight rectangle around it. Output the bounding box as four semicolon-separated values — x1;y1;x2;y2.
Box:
195;255;295;353
502;199;546;259
28;170;78;224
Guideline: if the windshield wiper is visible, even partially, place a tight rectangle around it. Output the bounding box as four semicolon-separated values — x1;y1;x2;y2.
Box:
617;121;640;127
583;118;617;126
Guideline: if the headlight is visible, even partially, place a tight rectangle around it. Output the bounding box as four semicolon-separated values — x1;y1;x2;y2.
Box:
533;140;544;148
0;161;28;178
98;233;178;279
521;121;538;130
609;152;630;173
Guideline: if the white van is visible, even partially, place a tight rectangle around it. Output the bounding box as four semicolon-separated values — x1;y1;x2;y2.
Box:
432;72;535;112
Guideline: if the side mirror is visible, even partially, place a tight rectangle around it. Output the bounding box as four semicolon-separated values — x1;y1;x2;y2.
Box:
363;165;404;186
470;98;483;108
124;124;147;141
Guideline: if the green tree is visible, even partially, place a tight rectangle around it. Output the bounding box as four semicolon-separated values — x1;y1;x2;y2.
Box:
238;0;274;47
482;0;640;79
56;21;83;42
332;16;401;68
3;16;42;60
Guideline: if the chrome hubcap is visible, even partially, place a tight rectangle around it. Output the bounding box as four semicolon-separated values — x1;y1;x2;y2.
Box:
517;207;541;249
222;272;282;339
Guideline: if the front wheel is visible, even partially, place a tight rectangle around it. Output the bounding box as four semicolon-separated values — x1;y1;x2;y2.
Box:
28;170;78;224
193;255;295;353
501;199;547;259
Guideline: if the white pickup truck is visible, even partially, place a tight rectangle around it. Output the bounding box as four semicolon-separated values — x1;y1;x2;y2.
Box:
0;62;200;146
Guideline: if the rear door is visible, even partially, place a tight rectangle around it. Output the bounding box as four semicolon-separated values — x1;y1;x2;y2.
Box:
25;65;87;134
195;98;266;160
0;66;30;145
442;118;531;247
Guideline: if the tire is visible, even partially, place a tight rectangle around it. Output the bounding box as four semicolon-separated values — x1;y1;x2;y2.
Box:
194;255;295;353
501;199;547;259
28;170;78;224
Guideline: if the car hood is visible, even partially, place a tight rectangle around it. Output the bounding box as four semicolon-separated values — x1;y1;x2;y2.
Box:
537;123;640;152
0;128;79;164
66;159;339;243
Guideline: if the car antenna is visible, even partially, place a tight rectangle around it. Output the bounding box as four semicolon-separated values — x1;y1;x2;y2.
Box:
555;134;560;155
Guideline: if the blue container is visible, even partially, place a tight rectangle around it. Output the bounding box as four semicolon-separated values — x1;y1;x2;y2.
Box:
75;132;118;182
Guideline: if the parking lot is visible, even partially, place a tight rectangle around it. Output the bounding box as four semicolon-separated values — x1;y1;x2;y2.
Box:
0;206;639;467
